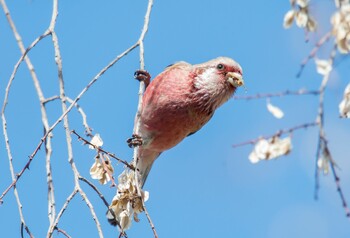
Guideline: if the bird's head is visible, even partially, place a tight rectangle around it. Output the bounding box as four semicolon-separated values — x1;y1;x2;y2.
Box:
192;57;244;111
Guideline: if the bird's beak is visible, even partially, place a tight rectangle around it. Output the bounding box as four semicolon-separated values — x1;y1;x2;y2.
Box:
226;72;244;87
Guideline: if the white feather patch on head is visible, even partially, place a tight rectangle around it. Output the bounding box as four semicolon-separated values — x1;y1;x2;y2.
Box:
193;66;234;112
194;67;220;93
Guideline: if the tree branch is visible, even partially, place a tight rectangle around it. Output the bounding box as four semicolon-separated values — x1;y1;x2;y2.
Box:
233;88;320;100
232;122;319;148
71;130;133;169
131;0;158;237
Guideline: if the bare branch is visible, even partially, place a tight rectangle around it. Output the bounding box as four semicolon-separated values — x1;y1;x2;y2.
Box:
71;130;133;169
0;0;55;230
232;122;319;148
47;189;78;237
233;88;320;100
51;11;105;236
42;95;93;136
78;176;109;207
1;29;51;115
66;97;93;137
55;227;72;238
20;222;34;238
131;0;158;237
329;160;350;218
43;95;60;104
314;46;335;200
296;31;332;78
1;111;34;237
313;46;350;219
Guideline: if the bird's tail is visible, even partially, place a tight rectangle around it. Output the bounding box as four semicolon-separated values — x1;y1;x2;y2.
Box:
106;148;160;226
136;148;161;188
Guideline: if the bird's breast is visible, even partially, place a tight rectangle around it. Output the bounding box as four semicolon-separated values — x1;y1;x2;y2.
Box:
138;64;214;152
139;99;211;152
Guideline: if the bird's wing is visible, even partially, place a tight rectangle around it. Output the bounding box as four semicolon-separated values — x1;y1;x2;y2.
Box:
164;61;191;71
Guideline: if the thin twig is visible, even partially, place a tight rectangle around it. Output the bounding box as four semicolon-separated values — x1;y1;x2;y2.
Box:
329;158;350;217
55;227;72;238
232;122;319;148
43;95;60;104
296;31;332;78
47;189;78;237
20;222;34;238
79;190;104;237
66;97;93;136
1;29;51;115
1;113;34;238
233;89;320;100
118;231;128;238
42;95;93;136
71;130;133;169
78;176;109;207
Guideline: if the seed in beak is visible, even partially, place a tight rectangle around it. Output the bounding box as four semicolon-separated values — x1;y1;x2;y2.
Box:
226;72;244;87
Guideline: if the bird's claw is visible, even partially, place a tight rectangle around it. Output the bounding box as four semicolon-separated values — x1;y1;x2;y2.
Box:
127;134;143;148
134;69;151;87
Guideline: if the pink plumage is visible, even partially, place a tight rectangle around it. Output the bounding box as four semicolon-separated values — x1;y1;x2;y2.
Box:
136;57;244;186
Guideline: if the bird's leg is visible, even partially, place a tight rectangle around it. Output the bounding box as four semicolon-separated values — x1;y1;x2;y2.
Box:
127;134;143;148
134;69;151;88
129;70;149;148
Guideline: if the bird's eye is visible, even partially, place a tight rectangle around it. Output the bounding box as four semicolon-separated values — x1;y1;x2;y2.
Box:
216;64;225;70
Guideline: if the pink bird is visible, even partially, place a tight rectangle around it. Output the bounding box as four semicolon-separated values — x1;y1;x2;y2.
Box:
132;56;244;187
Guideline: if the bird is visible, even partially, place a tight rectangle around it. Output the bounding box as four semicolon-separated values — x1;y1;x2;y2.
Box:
106;57;244;228
132;56;243;187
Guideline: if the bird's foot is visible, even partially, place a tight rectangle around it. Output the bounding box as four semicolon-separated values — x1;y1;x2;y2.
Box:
134;69;151;87
127;134;143;148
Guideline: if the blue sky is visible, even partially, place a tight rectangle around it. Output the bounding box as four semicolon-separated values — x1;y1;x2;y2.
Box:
1;0;349;237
